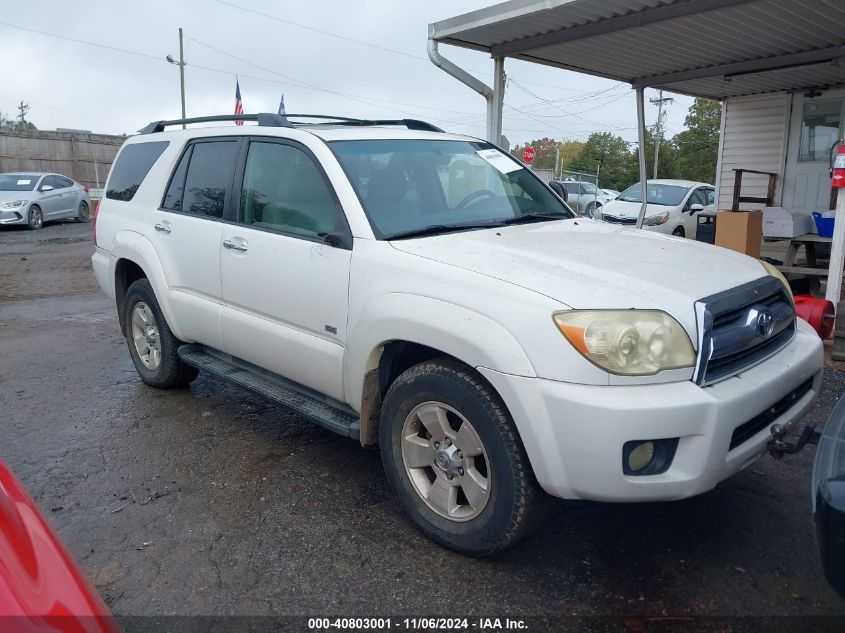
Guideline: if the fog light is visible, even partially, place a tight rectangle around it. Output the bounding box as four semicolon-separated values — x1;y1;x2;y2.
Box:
627;441;654;471
622;438;679;476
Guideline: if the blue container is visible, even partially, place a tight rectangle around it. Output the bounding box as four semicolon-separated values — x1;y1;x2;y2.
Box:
813;212;835;238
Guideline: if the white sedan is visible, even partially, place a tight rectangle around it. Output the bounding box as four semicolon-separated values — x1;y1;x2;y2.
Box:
599;179;716;238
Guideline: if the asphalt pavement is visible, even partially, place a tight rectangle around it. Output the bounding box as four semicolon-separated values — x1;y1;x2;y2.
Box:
1;221;843;618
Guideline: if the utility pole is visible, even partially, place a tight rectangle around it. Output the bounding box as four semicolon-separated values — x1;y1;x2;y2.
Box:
554;145;560;180
178;28;186;127
17;101;30;127
650;90;673;179
166;29;187;128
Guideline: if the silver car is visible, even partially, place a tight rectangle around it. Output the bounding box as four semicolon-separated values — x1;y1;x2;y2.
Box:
0;172;92;230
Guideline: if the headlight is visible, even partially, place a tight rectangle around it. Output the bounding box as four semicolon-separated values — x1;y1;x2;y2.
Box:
553;310;695;375
643;212;669;226
760;260;793;300
0;200;27;208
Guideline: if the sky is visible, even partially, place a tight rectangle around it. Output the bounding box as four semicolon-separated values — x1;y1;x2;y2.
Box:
0;0;694;149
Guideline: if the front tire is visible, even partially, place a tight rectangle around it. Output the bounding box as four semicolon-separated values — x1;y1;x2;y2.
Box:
672;226;685;238
123;279;198;389
27;205;43;230
380;358;541;556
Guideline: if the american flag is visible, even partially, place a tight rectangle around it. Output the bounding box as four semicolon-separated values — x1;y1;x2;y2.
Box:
234;79;244;126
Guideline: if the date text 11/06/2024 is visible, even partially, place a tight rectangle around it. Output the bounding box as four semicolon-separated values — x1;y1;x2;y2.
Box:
307;618;528;630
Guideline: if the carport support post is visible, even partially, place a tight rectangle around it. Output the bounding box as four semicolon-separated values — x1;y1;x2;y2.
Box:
825;188;845;305
635;87;649;229
491;56;505;145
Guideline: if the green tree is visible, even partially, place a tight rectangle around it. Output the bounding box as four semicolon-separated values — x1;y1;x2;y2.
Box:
622;128;681;186
570;132;632;191
558;140;584;172
671;98;721;183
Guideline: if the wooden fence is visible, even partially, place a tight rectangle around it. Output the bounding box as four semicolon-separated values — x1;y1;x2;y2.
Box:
0;128;125;193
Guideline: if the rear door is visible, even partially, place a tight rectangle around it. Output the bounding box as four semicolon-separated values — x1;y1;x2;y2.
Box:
55;176;78;215
220;137;352;402
153;137;242;350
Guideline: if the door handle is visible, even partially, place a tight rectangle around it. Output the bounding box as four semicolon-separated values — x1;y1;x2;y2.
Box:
154;223;171;233
223;239;248;252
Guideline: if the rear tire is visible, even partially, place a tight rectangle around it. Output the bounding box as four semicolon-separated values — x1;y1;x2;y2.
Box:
26;205;43;230
75;201;90;223
380;357;542;556
123;279;198;389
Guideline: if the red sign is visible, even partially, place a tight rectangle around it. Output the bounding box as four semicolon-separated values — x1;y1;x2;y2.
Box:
522;147;536;164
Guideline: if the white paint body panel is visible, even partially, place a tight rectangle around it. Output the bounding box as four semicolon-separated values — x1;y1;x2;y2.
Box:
91;123;824;504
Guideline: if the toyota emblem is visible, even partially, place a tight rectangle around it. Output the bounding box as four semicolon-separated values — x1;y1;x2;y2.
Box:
757;309;775;338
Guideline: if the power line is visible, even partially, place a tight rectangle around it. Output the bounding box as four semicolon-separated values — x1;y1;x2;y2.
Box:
212;0;628;94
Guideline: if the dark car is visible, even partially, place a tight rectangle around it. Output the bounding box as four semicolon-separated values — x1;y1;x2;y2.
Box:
813;393;845;597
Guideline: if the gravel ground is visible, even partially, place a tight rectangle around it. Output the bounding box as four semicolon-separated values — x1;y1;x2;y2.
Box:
1;221;843;619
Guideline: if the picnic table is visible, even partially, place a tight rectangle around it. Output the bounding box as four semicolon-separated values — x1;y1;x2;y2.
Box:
774;233;833;295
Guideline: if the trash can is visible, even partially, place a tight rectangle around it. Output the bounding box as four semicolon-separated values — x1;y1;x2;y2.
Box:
696;213;716;244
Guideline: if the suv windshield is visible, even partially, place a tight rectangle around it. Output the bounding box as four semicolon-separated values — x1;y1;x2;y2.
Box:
330;139;572;239
618;182;688;206
0;174;39;191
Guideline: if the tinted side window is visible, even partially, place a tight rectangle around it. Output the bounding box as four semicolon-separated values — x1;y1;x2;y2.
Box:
705;189;715;205
161;147;192;211
56;176;73;189
181;141;238;218
239;141;338;238
106;141;169;201
40;176;57;190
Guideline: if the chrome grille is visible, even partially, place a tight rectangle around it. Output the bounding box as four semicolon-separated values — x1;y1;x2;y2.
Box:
693;277;795;386
601;214;636;225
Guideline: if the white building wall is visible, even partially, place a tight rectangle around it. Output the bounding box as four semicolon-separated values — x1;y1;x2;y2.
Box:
716;92;790;210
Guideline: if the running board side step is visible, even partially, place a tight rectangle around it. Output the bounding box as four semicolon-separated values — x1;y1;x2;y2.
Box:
178;344;360;441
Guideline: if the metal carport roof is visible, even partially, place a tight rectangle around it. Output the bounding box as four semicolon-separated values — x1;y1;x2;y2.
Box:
429;0;845;101
427;0;845;306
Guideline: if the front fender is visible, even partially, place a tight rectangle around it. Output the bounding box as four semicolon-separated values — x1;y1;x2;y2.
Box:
344;293;536;410
108;231;186;341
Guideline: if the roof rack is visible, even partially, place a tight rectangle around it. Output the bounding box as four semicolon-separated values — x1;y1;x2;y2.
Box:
281;114;444;132
138;113;444;135
139;113;291;134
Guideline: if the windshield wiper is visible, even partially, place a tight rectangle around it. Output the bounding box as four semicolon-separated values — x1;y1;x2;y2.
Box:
500;212;568;225
386;223;496;240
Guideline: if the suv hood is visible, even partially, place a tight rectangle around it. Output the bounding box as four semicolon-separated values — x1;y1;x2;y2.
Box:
390;219;768;339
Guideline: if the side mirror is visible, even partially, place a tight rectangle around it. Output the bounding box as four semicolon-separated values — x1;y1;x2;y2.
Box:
689;203;704;214
40;185;54;192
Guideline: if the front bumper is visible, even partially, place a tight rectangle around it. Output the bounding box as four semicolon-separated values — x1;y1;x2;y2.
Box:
0;208;27;224
480;320;823;502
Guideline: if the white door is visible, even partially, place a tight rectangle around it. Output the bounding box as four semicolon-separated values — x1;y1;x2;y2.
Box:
782;91;845;211
220;138;352;403
152;138;242;350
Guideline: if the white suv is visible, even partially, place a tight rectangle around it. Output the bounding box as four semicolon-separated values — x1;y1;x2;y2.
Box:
92;113;823;555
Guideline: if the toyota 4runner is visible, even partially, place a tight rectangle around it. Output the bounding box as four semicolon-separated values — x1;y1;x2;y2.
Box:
92;113;823;555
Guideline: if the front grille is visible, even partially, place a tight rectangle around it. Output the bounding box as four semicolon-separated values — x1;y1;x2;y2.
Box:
729;378;813;450
601;214;636;225
694;277;796;386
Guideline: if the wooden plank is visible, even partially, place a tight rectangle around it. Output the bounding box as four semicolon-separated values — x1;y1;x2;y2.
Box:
776;266;830;276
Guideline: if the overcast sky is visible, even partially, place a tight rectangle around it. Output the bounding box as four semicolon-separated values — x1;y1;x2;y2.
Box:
1;0;694;149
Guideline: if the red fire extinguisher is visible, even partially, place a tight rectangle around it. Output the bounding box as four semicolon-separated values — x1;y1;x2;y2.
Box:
832;140;845;187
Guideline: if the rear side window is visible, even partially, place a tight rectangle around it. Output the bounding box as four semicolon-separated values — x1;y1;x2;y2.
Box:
106;141;169;201
162;140;238;218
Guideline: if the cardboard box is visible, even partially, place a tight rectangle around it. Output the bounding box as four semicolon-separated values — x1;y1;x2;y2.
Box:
715;210;763;258
762;207;815;238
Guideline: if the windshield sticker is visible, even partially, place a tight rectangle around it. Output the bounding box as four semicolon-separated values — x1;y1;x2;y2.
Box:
477;149;521;174
16;179;32;185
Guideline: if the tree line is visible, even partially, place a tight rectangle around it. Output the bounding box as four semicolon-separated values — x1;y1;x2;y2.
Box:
511;98;721;192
